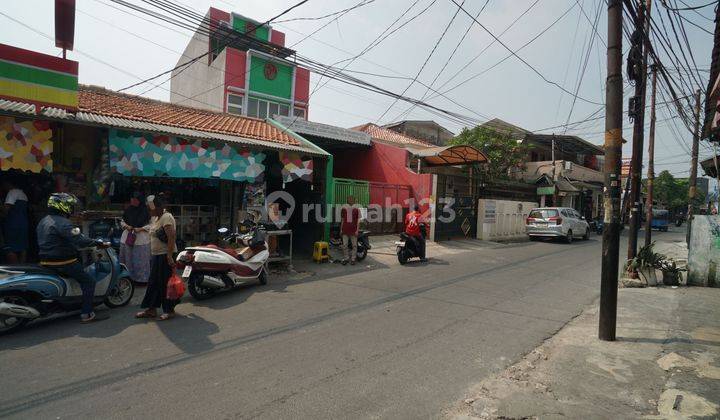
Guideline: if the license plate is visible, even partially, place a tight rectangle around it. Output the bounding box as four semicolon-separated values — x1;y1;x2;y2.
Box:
395;241;405;246
182;266;192;278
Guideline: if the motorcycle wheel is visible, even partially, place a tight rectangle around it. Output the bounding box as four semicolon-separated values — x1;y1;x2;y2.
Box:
188;273;216;300
0;295;31;335
258;269;268;285
104;276;135;308
356;245;368;262
397;248;408;265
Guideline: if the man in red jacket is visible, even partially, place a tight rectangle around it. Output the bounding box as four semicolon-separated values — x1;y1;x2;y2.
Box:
405;204;427;262
340;196;360;265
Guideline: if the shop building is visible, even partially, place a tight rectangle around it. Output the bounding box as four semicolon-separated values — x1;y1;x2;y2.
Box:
169;7;310;121
1;80;326;261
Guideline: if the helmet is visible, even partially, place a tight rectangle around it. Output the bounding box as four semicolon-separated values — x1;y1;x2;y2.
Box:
47;193;78;216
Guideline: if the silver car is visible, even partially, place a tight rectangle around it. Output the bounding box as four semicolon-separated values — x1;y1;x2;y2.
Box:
526;207;590;243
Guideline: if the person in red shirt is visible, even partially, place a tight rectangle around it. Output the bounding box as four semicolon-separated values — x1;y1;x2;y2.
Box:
340;196;360;265
404;204;427;262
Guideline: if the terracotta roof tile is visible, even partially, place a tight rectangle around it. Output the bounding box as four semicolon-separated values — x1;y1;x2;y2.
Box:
350;123;431;147
77;85;299;146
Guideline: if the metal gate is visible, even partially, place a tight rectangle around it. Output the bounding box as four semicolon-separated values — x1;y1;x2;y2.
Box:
434;174;477;240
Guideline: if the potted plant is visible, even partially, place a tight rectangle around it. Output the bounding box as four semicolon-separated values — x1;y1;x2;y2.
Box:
659;259;685;286
627;242;665;286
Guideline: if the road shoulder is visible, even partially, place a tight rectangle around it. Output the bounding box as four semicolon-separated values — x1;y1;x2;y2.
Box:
447;287;720;419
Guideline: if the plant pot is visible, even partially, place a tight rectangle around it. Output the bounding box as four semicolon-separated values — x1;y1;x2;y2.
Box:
638;267;657;286
662;270;679;286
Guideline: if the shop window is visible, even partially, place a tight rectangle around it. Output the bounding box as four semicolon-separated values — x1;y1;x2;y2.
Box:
293;107;306;119
227;93;243;115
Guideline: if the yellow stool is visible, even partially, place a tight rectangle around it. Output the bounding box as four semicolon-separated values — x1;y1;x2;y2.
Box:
313;241;330;263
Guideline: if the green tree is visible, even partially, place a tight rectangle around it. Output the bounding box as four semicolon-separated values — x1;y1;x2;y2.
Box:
653;170;703;213
450;126;529;179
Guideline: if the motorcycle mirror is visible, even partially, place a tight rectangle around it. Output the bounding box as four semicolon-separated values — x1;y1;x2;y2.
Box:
218;227;229;234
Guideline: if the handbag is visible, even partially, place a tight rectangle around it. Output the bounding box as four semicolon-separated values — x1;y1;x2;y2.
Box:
125;230;137;246
155;226;168;243
166;274;185;300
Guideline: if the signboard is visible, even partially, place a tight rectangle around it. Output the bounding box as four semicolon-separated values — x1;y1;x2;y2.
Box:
483;200;496;223
0;43;78;110
274;115;371;145
537;186;556;196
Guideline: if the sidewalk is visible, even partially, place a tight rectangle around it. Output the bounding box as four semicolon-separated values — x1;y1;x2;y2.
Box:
448;286;720;419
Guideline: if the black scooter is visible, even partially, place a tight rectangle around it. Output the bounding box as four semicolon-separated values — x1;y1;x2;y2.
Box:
395;225;426;264
329;225;371;261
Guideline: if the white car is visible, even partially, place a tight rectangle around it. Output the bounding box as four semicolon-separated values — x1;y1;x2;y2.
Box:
526;207;590;243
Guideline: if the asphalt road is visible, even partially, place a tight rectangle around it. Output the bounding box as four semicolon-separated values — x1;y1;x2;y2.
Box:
0;227;685;419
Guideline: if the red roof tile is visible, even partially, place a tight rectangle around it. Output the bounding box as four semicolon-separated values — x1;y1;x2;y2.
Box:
78;85;300;146
351;123;431;148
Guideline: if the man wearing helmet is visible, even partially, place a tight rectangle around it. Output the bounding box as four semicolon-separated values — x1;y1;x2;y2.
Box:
37;193;109;323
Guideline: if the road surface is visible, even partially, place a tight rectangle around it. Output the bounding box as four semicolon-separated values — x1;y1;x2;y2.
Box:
0;228;685;419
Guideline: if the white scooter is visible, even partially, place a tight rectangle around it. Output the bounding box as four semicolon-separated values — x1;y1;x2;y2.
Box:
176;223;270;300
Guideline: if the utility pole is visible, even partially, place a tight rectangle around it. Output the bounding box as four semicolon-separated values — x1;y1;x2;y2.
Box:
644;64;658;246
627;0;651;260
687;89;702;243
552;134;559;206
600;0;624;342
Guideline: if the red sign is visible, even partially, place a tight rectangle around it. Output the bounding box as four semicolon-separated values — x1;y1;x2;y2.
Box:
264;62;277;80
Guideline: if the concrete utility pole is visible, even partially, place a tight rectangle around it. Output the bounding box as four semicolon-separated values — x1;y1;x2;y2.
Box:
687;89;702;243
627;0;652;260
552;134;559;205
599;0;624;342
644;64;658;247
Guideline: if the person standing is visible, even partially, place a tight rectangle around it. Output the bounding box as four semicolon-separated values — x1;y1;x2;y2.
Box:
135;194;179;321
404;204;427;262
2;178;29;264
120;192;152;285
340;195;360;265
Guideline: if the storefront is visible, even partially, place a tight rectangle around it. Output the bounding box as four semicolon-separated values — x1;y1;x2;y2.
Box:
1;86;325;262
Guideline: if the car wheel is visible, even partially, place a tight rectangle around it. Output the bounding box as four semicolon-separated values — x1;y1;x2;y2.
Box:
529;236;539;241
565;230;573;244
582;228;589;240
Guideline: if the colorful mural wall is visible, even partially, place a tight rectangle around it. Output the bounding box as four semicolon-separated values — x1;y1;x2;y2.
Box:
109;129;265;182
0;116;53;173
279;151;313;183
0;43;78;110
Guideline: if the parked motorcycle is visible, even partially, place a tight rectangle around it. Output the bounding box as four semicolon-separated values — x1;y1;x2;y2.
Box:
329;225;371;261
176;222;270;300
0;245;134;334
395;224;426;264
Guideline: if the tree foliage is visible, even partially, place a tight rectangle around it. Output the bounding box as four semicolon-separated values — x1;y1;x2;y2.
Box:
450;126;529;179
652;170;703;213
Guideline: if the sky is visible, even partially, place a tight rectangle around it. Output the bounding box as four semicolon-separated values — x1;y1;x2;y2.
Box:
1;0;716;184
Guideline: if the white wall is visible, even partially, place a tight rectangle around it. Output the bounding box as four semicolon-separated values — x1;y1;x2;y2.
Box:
169;30;226;112
477;199;538;241
688;215;720;287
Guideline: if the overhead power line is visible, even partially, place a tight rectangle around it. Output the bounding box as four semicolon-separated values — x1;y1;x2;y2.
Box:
448;0;603;105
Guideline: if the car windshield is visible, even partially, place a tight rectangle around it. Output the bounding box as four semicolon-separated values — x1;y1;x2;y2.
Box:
529;209;559;219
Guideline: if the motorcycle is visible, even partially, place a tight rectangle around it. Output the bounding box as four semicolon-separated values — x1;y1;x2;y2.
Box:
176;222;270;300
395;224;426;265
328;225;371;262
0;245;135;334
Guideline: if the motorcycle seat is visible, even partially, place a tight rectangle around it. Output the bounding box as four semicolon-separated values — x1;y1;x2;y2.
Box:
204;244;240;259
0;265;59;276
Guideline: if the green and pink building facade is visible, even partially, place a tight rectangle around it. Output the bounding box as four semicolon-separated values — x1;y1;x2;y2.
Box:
170;7;309;120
